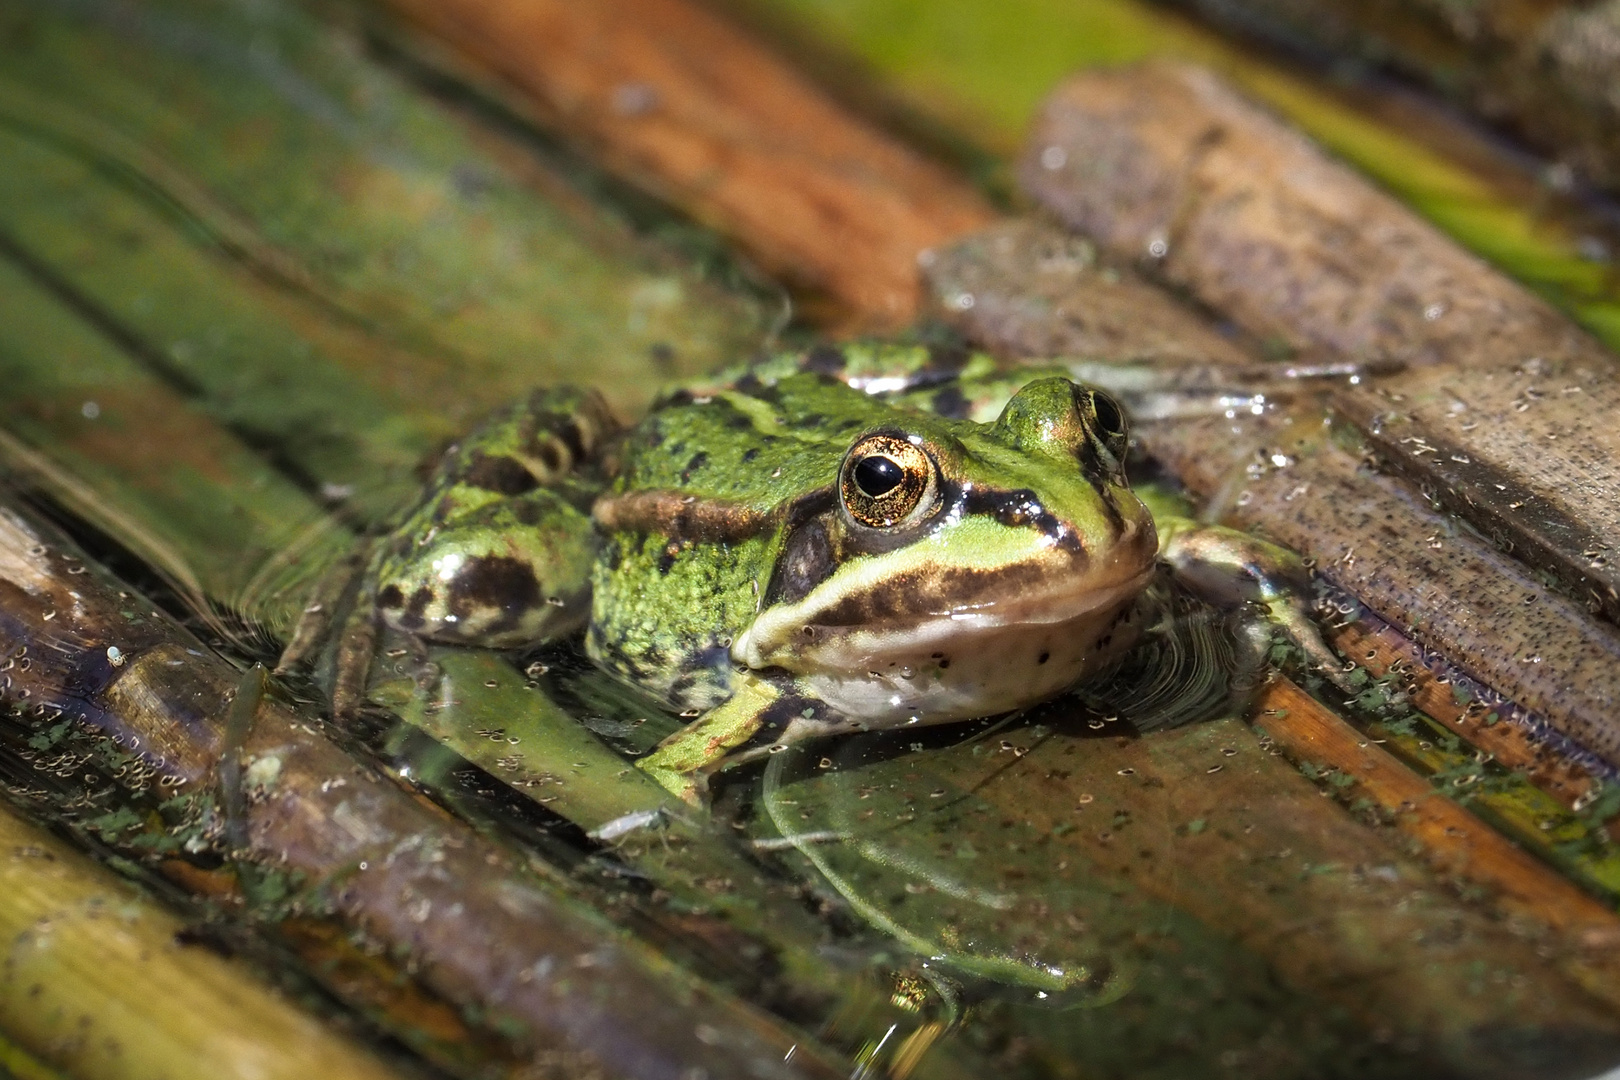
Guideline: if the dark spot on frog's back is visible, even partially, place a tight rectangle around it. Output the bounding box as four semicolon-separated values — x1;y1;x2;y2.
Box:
463;452;540;495
389;586;435;631
741;447;760;464
924;342;969;377
532;441;564;475
802;344;847;377
446;556;541;622
931;385;971;419
557;418;589;462
682;452;709;482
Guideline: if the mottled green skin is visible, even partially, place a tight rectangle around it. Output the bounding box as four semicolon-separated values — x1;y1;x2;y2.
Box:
588;528;771;710
587;362;962;709
367;343;1325;801
370;386;615;648
587;351;1151;714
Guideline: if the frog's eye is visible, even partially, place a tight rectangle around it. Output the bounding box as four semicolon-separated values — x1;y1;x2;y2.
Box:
840;434;939;529
1080;388;1129;471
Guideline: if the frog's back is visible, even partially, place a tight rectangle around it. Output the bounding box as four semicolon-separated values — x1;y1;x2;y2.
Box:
613;374;909;504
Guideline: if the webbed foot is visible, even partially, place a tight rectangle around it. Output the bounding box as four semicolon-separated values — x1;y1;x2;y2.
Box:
636;676;789;805
1155;516;1350;692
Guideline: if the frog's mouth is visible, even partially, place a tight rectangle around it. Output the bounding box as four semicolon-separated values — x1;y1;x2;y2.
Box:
734;531;1157;716
742;560;1151;654
736;556;1155;725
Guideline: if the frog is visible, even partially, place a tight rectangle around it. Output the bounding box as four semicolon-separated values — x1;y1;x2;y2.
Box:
348;342;1340;804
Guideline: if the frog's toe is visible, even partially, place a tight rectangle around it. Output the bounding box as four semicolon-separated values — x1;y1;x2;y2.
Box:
1159;518;1351;690
330;613;379;721
635;755;707;807
1263;594;1358;694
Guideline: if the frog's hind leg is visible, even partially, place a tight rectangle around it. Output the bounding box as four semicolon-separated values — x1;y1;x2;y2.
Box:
328;387;619;716
435;386;619;493
371;387;618;647
372;492;598;649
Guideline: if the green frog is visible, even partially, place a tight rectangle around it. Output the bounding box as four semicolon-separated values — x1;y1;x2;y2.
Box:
359;343;1336;803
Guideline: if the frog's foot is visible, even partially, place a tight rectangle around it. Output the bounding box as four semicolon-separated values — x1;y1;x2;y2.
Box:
274;544;371;677
266;540;385;720
636;676;813;805
1156;516;1353;694
330;607;380;721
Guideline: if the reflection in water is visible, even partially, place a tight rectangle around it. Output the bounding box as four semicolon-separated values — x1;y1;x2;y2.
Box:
761;739;1137;1011
239;539;1499;1077
758;584;1245;1007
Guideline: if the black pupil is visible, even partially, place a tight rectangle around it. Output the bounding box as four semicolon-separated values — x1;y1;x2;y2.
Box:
853;455;904;497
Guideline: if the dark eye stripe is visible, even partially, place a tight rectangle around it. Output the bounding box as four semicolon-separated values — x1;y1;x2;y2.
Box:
762;517;837;606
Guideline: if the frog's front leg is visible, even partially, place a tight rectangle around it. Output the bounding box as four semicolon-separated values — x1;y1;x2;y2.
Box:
1154;515;1348;689
637;676;841;805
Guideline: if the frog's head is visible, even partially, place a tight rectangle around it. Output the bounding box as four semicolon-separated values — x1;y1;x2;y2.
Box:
734;377;1159;726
